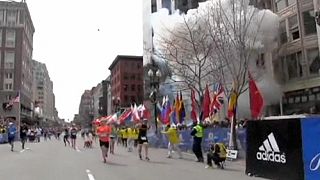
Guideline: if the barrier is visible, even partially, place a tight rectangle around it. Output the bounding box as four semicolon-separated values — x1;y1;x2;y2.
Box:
246;117;320;180
148;127;246;156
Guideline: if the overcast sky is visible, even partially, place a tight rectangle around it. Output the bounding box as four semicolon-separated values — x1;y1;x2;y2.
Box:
26;0;143;121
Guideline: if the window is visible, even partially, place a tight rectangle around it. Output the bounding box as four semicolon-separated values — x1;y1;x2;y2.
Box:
6;29;15;47
303;10;317;35
131;84;135;91
5;72;13;79
288;15;299;41
307;48;320;75
286;51;303;79
279;21;287;44
137;85;142;91
131;96;136;103
123;73;128;80
131;74;135;80
4;52;15;69
4;83;13;90
276;0;287;11
256;53;265;69
137;63;141;69
7;10;16;26
123;84;128;91
0;10;4;25
0;29;2;47
124;95;128;103
288;0;295;6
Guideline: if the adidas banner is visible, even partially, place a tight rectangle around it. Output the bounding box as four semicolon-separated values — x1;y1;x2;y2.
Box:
301;117;320;180
246;119;304;180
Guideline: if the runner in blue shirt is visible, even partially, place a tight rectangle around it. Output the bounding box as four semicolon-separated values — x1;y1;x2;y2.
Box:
7;122;17;152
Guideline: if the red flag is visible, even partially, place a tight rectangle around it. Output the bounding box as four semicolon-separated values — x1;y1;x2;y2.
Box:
141;104;152;120
249;72;264;119
119;109;132;124
179;91;186;123
209;83;224;116
191;88;198;122
202;84;211;120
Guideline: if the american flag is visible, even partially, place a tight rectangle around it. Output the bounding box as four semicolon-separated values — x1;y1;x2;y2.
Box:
209;83;224;116
5;93;20;109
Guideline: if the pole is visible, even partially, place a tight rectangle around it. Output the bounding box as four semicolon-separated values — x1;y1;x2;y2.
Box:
154;91;158;134
280;96;283;116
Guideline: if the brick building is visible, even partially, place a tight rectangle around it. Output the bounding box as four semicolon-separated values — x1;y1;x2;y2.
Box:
250;0;320;114
0;1;35;125
108;55;144;112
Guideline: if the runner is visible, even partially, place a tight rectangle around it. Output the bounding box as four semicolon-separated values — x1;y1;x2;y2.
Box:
7;122;17;152
63;127;70;146
20;123;28;149
109;124;116;154
70;124;78;149
97;120;111;163
137;120;150;161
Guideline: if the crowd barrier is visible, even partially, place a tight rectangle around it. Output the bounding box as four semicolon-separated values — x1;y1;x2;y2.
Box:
0;133;8;144
148;127;246;157
246;117;320;180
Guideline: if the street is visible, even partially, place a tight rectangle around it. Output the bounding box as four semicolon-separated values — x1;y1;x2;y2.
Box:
0;138;265;180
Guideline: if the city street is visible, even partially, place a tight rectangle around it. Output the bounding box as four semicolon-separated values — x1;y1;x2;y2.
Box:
0;138;265;180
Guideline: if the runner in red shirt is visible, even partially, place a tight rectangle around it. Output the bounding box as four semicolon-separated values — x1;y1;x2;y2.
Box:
97;120;111;163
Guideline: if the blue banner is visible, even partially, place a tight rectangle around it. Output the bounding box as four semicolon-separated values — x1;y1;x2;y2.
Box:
301;117;320;180
148;128;246;154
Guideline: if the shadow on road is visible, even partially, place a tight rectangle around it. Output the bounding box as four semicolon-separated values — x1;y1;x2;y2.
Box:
106;161;128;167
145;160;169;165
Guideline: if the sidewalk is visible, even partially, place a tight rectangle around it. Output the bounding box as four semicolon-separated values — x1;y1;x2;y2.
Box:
150;146;247;172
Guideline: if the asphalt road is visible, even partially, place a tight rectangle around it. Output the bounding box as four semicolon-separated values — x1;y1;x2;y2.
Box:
0;137;265;180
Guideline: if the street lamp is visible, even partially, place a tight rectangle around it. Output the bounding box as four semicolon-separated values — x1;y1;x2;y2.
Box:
112;96;120;113
148;67;162;133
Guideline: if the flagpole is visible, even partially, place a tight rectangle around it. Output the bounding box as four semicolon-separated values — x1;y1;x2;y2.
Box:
17;91;21;140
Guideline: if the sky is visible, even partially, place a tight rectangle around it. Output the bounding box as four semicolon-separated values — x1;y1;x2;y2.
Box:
25;0;143;121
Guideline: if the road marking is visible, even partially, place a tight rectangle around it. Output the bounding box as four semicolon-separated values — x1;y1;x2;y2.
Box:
86;169;95;180
19;148;31;153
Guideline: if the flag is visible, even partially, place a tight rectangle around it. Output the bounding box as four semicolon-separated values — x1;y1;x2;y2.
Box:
210;83;224;116
191;88;198;122
132;104;140;123
119;109;132;124
171;99;177;124
163;100;172;125
179;91;186;124
249;71;264;119
107;113;118;124
142;104;152;120
175;93;181;122
202;84;211;121
227;89;238;120
161;96;168;122
6;93;20;109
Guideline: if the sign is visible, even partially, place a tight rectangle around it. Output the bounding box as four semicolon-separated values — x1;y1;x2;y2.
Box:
246;119;304;180
301;117;320;180
226;149;238;159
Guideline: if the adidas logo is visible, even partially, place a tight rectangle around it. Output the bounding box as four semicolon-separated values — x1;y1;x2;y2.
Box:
256;133;286;164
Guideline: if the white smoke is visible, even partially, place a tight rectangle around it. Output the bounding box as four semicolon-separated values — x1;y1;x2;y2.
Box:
151;0;281;118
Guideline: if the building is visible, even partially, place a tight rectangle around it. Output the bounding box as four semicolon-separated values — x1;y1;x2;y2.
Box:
251;0;320;114
143;0;206;66
78;90;93;128
91;83;102;120
0;1;35;126
31;60;55;125
98;76;111;116
108;55;144;111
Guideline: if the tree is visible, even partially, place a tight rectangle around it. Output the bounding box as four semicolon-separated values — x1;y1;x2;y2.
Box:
152;0;278;149
152;8;221;110
203;0;278;149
